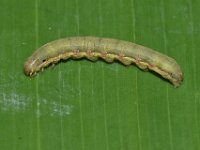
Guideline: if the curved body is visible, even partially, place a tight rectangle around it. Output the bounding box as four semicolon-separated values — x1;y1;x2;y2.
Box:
24;36;183;87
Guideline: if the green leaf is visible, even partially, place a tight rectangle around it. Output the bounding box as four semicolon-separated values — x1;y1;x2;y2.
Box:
0;0;199;150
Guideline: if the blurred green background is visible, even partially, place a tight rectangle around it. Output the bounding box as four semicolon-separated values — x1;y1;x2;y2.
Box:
0;0;200;150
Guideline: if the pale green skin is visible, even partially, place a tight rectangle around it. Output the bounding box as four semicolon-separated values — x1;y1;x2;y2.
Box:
24;36;183;87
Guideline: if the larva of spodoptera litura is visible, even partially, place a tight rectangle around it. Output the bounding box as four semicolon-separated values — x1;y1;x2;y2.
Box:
24;36;183;87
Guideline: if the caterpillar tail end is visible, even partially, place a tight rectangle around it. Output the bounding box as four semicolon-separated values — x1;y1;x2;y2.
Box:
172;74;183;88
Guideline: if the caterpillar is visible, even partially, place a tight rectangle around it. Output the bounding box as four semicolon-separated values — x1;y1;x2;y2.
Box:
24;36;183;87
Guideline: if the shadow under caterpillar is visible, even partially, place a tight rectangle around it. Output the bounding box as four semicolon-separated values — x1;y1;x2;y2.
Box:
24;36;183;87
